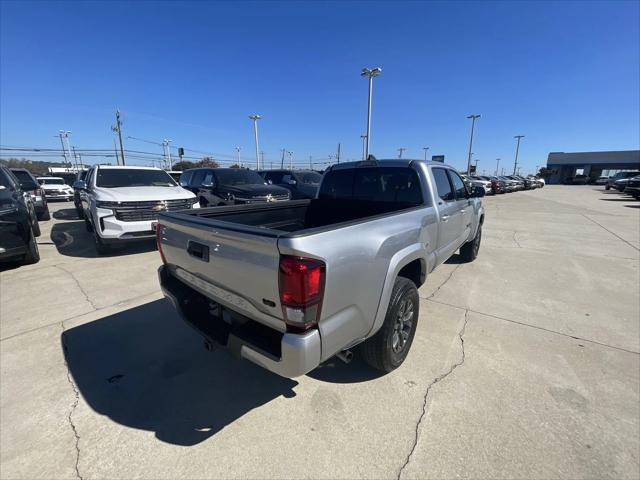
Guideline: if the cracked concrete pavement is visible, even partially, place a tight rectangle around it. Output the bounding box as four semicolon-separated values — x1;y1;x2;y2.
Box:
1;187;639;479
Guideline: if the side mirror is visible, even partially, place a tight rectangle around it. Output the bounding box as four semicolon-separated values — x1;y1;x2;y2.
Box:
471;186;485;198
287;179;297;185
73;180;87;190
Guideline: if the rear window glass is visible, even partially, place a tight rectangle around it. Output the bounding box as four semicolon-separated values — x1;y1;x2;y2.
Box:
319;167;423;204
11;170;37;188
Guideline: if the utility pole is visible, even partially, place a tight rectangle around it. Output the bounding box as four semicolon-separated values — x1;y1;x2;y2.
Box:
361;67;382;159
398;147;406;159
423;146;430;161
495;158;500;176
235;146;241;167
337;143;341;163
71;146;78;171
466;114;481;174
249;114;261;169
58;130;71;165
501;167;504;175
288;151;294;169
360;135;367;160
260;151;265;169
280;148;286;169
162;139;173;169
513;135;525;175
309;155;313;169
111;109;126;165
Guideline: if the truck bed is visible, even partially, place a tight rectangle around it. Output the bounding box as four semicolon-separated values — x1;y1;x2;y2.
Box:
166;198;422;236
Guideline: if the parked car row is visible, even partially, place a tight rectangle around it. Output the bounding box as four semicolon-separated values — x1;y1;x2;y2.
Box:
462;174;545;195
604;171;640;194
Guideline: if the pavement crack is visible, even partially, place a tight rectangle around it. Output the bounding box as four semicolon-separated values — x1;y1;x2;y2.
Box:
61;322;83;480
582;214;639;252
512;230;522;248
397;309;469;479
55;265;98;311
426;264;461;300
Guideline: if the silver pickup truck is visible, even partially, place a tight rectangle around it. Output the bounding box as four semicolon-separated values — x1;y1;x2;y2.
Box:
157;160;485;377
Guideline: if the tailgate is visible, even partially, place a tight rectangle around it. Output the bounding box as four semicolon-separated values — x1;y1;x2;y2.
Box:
158;212;285;332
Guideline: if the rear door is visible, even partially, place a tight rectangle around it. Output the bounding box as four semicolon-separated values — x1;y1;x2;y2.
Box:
448;170;473;246
431;167;461;263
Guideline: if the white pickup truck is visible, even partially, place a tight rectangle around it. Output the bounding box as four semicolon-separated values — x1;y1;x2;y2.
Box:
157;160;485;377
77;165;199;254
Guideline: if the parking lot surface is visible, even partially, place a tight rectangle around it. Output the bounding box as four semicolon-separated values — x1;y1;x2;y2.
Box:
1;187;639;479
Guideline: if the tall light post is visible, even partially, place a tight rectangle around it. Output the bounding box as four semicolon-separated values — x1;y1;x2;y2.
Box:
495;158;501;176
249;114;261;169
361;67;382;159
397;147;406;159
474;158;480;174
423;146;430;161
360;135;367;160
235;146;241;167
287;151;294;169
466;114;481;174
513;135;525;175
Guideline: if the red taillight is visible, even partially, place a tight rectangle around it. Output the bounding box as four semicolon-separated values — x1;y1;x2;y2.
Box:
156;223;166;264
278;255;326;331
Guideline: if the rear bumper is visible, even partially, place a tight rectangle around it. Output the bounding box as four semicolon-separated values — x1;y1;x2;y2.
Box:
158;265;321;378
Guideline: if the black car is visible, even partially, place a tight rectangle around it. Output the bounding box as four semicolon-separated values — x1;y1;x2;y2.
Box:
259;169;322;199
72;170;88;217
180;168;291;207
624;175;640;199
0;165;40;265
9;168;51;220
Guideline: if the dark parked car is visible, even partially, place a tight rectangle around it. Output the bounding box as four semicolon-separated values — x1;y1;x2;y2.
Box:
623;176;640;199
180;168;290;207
9;168;50;220
259;169;323;199
605;171;640;190
0;165;40;265
490;176;506;194
72;170;88;217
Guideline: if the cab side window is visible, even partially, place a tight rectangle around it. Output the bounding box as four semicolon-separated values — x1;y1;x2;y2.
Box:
448;171;468;200
191;170;206;187
179;171;193;187
264;171;284;184
432;168;455;202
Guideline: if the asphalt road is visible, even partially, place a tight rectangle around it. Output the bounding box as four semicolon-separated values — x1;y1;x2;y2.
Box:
1;187;638;479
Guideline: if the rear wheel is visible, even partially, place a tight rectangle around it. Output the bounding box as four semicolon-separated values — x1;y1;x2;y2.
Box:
22;226;40;265
199;197;208;208
605;185;610;190
31;215;41;237
361;277;419;372
460;224;482;262
38;206;50;221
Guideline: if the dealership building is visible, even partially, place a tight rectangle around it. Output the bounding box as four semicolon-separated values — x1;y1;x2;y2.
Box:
545;150;640;184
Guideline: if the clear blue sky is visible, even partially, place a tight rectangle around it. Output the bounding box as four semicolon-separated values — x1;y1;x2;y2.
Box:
1;0;639;173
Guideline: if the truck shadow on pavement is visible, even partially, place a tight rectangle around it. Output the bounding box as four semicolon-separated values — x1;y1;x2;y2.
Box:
62;299;299;446
51;220;157;258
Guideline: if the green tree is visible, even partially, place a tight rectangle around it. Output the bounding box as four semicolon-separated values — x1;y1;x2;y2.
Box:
196;157;220;168
171;160;196;171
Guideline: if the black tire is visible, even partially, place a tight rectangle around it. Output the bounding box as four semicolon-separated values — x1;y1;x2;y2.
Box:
605;185;610;191
84;214;93;232
31;217;41;237
75;206;84;219
93;229;110;255
460;224;482;262
22;226;40;265
360;277;419;372
38;207;50;221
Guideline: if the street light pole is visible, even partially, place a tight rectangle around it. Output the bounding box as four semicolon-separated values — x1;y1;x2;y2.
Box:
495;158;500;176
466;114;481;174
288;151;294;169
423;146;430;161
249;114;261;169
361;67;382;159
398;147;406;159
360;135;366;160
58;130;71;165
235;146;241;167
513;135;525;175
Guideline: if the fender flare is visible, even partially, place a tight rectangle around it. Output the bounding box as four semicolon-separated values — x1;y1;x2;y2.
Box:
366;244;432;338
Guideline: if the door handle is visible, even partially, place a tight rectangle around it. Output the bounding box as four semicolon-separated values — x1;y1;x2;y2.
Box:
441;214;449;222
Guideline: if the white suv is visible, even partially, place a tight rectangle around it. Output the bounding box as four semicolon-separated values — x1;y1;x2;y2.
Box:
79;165;198;253
37;176;74;201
